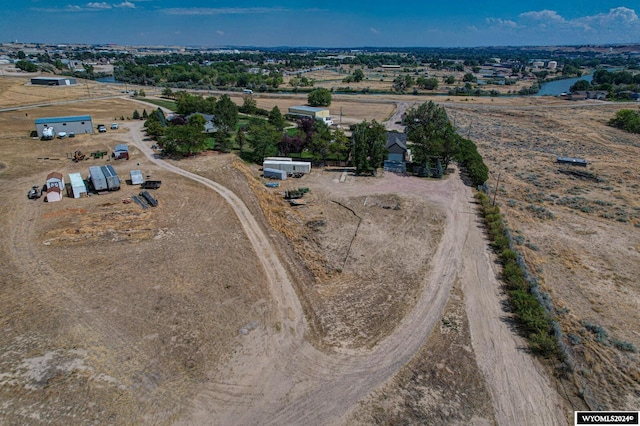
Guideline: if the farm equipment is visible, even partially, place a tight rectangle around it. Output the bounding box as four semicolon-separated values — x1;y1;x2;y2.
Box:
72;150;85;162
265;182;280;188
284;187;309;199
27;185;42;200
90;150;108;159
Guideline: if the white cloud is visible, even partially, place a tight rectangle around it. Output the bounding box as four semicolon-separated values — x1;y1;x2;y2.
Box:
163;7;289;16
518;10;565;24
573;6;638;31
486;17;518;29
217;30;225;36
86;2;112;9
370;27;380;34
114;1;135;8
486;7;640;38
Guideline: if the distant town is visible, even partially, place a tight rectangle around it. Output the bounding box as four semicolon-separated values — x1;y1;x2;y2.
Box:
1;42;640;99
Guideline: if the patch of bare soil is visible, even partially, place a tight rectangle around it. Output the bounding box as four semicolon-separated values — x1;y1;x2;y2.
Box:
347;280;496;425
447;99;640;411
292;192;445;349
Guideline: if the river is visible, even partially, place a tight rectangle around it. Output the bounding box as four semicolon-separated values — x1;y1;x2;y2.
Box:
536;74;594;96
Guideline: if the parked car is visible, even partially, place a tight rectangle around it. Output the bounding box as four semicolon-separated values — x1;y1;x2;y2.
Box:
97;124;107;133
111;123;119;130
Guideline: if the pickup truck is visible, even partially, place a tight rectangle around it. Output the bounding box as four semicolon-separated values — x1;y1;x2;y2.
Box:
97;124;107;133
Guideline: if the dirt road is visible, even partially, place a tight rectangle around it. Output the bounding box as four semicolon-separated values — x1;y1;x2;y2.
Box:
129;119;566;425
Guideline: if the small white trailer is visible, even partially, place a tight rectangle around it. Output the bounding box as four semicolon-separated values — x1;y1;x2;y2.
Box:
262;160;311;175
68;173;87;198
264;157;293;162
130;170;144;185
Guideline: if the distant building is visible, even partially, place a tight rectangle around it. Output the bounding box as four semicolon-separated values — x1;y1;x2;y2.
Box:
383;132;409;173
547;61;558;70
34;115;94;138
31;76;77;86
186;113;217;133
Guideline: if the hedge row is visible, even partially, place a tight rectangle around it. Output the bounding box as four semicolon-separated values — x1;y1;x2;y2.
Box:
476;192;560;358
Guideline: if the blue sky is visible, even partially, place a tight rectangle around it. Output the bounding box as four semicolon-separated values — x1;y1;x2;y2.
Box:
1;1;639;47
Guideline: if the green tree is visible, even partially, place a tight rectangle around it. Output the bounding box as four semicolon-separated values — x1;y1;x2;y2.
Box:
328;128;350;160
161;123;207;156
609;109;640;133
142;109;148;119
248;121;280;162
213;94;239;135
188;113;206;130
462;72;476;83
308;120;332;163
17;50;26;60
569;79;591;92
216;130;233;152
405;101;459;171
162;86;174;98
242;95;257;115
351;120;387;175
308;88;332;107
444;75;455;84
132;109;140;120
236;128;247;152
15;60;37;72
353;68;365;82
268;106;285;130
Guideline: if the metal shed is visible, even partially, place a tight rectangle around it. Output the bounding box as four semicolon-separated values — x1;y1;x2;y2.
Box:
46;186;62;203
88;166;108;192
46;171;65;191
263;168;287;180
113;144;129;160
130;170;144;185
68;173;87;198
35;115;94;138
101;165;121;191
31;77;77;86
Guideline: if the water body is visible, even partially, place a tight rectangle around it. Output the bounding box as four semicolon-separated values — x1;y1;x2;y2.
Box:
536;74;594;96
96;76;118;83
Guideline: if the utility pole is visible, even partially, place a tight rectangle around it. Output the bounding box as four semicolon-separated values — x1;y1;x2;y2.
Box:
492;171;501;206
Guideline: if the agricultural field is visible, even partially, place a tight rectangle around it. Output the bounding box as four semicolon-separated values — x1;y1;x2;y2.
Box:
281;66;535;95
0;74;638;424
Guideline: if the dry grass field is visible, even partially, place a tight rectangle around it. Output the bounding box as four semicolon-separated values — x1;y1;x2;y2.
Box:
446;98;640;411
1;74;638;423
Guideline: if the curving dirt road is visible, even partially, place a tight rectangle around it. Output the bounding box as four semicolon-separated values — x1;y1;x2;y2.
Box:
128;106;567;425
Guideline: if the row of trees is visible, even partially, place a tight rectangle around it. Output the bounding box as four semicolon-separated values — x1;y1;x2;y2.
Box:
568;69;640;100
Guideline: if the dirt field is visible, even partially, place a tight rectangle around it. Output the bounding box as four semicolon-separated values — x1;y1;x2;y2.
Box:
0;79;636;425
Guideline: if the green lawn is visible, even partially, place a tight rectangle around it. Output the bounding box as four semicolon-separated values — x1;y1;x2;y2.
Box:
142;98;177;111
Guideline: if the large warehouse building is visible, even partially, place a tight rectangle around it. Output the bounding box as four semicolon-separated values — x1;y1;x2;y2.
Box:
34;115;94;138
31;77;77;86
